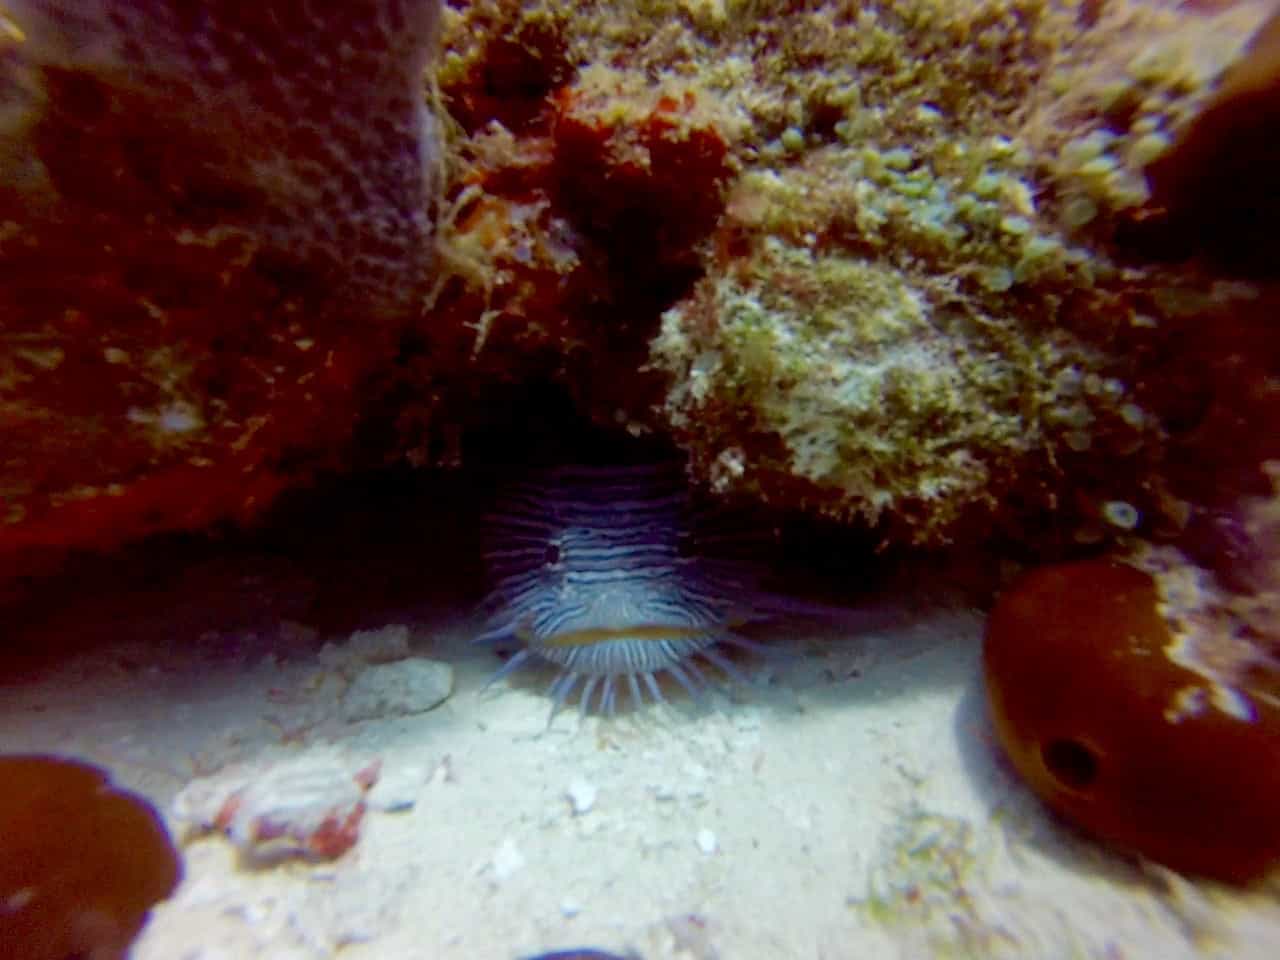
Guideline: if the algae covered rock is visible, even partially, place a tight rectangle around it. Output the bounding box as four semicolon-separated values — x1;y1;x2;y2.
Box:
4;0;1279;562
630;0;1278;543
428;0;1278;546
653;235;1041;536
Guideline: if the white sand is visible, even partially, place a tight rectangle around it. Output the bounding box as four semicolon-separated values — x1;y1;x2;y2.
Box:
3;603;1278;960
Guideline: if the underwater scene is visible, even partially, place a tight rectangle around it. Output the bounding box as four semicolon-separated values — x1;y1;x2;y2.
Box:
1;1;1278;957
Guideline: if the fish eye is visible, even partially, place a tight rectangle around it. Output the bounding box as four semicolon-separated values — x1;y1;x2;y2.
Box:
543;543;562;565
676;530;696;557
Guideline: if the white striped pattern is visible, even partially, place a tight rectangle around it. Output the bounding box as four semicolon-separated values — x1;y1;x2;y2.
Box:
477;462;764;718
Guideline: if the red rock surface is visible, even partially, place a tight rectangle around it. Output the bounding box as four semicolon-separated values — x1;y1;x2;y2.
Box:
0;1;741;575
406;55;736;436
0;0;442;570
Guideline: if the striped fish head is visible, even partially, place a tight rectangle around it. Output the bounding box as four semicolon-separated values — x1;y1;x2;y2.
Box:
530;531;725;642
482;463;737;647
476;459;857;715
476;462;768;713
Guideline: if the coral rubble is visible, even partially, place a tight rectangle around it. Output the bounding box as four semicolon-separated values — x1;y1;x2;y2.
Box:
173;752;383;864
2;0;1279;561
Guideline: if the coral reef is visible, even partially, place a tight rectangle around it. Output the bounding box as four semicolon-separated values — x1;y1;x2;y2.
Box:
646;0;1276;543
0;754;182;960
2;0;1278;562
431;0;1280;546
983;557;1280;884
415;36;737;427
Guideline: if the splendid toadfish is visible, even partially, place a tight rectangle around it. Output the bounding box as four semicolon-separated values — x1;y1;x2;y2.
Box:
477;460;888;718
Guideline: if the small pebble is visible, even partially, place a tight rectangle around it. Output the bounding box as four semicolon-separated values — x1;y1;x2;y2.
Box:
492;838;526;881
365;763;427;813
651;783;677;802
559;897;582;918
340;658;454;723
696;828;718;855
567;778;598;815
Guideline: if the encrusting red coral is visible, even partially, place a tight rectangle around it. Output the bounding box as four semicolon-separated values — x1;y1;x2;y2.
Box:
175;754;382;864
550;76;734;260
418;64;735;417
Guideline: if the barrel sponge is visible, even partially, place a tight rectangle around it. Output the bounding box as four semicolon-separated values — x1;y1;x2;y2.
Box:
984;560;1280;884
0;755;182;960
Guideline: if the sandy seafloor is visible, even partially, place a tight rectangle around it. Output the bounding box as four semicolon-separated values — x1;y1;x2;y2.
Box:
3;588;1279;960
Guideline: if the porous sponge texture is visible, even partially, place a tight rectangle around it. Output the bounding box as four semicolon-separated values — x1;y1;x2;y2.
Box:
6;0;441;312
0;1;443;551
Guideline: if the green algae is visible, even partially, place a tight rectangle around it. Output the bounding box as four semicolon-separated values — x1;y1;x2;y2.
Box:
439;0;1272;544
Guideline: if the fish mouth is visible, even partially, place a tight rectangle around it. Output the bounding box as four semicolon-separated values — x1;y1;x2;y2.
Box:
532;623;709;649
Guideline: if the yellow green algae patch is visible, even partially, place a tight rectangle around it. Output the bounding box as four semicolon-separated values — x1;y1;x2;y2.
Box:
653;232;1047;534
434;0;1277;546
853;809;994;955
637;0;1274;543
